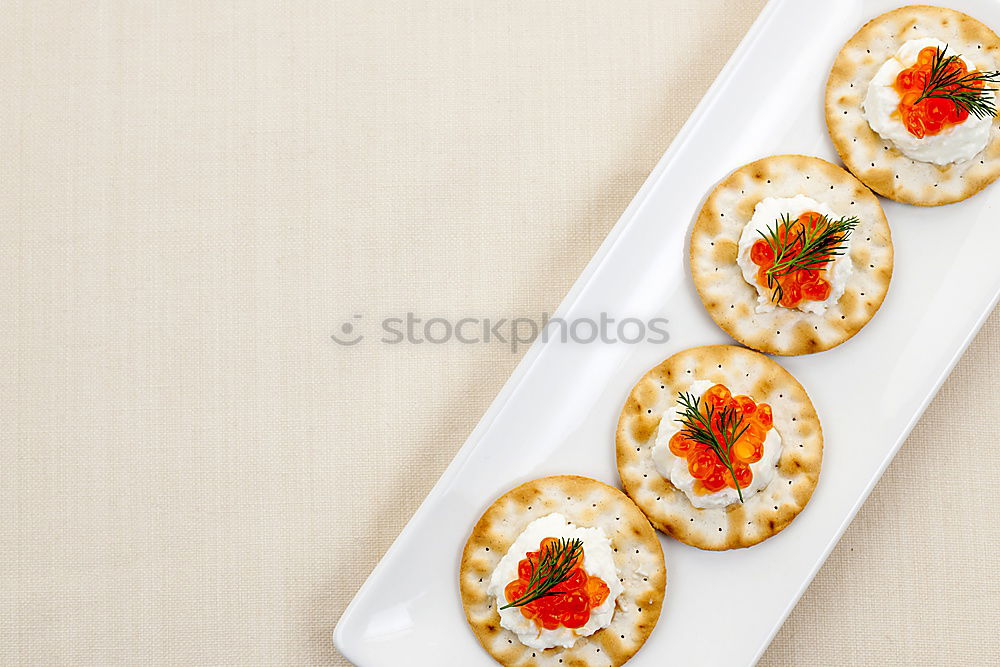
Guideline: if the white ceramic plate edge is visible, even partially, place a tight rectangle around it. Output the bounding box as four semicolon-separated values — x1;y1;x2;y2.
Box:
747;284;1000;665
334;0;787;658
334;0;1000;662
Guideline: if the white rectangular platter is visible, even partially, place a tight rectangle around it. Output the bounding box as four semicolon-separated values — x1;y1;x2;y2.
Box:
335;0;1000;664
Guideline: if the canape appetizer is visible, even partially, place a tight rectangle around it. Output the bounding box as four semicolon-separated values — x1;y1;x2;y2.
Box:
690;154;893;356
827;5;1000;205
616;346;822;550
460;475;665;667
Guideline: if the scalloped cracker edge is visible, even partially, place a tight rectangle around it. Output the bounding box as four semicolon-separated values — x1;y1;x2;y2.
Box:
616;345;822;551
826;5;1000;206
460;475;666;667
690;154;893;356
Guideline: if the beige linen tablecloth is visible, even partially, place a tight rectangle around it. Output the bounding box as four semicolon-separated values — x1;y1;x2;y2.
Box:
3;1;998;665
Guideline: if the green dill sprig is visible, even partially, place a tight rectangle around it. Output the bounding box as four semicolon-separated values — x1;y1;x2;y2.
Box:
915;45;1000;119
500;537;584;609
758;214;858;304
674;392;749;502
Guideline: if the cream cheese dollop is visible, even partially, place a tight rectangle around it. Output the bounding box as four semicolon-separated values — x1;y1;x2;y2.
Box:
651;380;782;510
486;513;623;650
736;195;853;315
863;37;993;165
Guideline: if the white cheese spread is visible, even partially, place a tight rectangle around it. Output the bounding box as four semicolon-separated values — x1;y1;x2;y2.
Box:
863;37;992;165
651;380;782;510
736;195;853;315
486;513;623;650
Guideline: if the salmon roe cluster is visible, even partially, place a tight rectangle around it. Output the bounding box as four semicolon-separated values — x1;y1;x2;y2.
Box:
669;383;774;496
504;537;611;631
749;212;833;308
894;46;975;138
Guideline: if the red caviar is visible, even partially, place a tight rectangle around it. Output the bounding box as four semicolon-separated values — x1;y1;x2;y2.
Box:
749;212;833;309
504;537;610;631
669;383;774;496
894;46;975;138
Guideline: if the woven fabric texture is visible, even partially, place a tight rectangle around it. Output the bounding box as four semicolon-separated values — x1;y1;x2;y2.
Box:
2;1;997;665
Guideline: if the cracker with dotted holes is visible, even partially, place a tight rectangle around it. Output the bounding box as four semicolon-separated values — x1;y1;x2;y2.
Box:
460;475;666;667
616;345;822;551
690;154;893;356
826;5;1000;206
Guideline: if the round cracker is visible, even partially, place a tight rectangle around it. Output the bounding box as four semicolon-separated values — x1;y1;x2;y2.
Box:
690;154;893;356
460;475;666;667
826;5;1000;206
616;345;822;551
